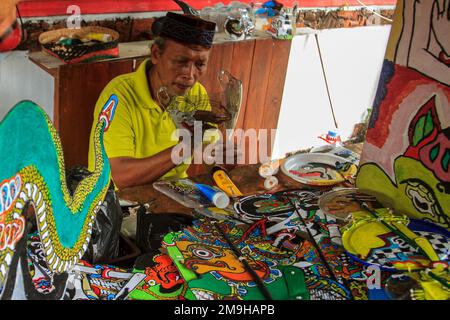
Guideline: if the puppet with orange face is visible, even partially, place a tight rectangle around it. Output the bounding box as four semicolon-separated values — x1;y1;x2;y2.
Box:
0;0;22;52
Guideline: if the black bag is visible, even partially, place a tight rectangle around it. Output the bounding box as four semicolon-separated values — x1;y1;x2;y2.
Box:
66;166;123;264
135;210;194;256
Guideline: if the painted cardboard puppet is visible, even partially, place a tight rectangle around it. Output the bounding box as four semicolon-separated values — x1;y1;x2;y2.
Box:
126;253;196;300
162;219;308;300
64;261;134;300
0;100;113;299
1;1;112;298
161;217;374;300
357;0;450;230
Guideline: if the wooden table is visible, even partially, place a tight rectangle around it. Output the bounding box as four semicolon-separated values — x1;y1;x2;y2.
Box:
117;140;364;213
117;163;339;215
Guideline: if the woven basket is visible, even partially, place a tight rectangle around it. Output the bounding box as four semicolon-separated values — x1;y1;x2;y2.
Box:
39;26;120;64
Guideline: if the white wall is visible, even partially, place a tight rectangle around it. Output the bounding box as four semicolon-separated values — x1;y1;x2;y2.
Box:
272;26;391;159
0;51;54;121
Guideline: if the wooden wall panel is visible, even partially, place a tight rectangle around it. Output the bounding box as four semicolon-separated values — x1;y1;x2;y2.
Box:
240;38;274;164
201;42;234;100
57;58;142;169
260;40;292;156
242;38;274;131
230;40;256;131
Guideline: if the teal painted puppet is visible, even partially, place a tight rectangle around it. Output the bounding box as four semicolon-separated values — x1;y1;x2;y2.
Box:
0;100;113;299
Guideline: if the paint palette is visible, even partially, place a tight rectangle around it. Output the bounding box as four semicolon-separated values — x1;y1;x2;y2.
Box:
318;188;384;222
281;153;350;186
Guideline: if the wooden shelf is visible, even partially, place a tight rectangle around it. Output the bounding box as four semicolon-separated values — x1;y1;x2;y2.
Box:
28;32;272;73
29;40;152;73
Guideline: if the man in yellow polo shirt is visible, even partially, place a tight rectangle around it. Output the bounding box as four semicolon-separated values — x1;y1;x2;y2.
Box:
88;12;228;189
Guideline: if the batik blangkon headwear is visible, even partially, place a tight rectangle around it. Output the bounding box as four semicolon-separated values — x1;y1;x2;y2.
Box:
159;12;216;48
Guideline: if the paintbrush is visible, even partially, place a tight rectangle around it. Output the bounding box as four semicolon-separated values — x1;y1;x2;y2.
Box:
341;194;379;202
285;193;354;300
212;221;273;300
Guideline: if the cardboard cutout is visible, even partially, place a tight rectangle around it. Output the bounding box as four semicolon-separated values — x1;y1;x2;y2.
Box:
0;100;112;299
357;0;450;229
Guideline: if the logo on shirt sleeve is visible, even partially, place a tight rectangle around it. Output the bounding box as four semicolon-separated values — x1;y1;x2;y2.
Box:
99;94;118;131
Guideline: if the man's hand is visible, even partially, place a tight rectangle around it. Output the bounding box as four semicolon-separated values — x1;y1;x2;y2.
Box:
204;140;243;171
194;110;231;124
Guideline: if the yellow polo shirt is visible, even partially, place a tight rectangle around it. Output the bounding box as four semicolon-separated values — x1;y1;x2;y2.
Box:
88;59;213;182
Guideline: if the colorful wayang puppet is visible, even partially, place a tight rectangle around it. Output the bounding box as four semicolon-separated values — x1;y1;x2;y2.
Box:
162;219;309;300
273;207;370;300
356;0;450;229
126;254;196;300
341;210;450;271
0;100;113;299
64;261;133;300
408;265;450;300
233;189;322;222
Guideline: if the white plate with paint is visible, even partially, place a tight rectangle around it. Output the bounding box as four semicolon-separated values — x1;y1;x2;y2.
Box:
281;153;349;186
